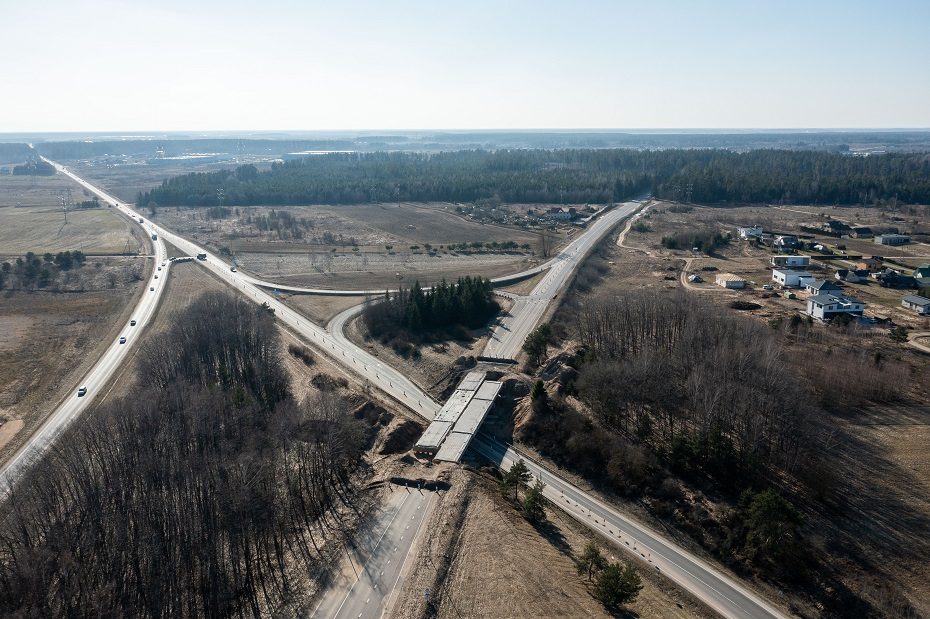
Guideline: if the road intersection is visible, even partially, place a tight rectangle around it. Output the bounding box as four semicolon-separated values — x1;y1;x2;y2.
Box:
7;162;789;619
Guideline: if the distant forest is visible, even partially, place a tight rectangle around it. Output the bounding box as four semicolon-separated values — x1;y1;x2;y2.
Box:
135;149;930;207
11;161;55;176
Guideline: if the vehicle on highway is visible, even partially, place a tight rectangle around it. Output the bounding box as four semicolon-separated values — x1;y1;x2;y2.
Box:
230;266;237;272
151;233;158;241
119;336;127;344
197;253;207;261
77;386;87;397
157;267;162;271
150;287;155;291
154;275;158;279
130;319;137;326
169;256;176;261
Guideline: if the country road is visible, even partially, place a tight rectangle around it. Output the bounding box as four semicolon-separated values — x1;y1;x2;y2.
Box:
19;161;790;619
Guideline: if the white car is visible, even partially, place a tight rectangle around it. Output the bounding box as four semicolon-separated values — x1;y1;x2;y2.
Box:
77;386;87;397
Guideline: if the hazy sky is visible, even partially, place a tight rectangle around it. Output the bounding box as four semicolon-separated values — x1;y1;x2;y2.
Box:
2;0;928;131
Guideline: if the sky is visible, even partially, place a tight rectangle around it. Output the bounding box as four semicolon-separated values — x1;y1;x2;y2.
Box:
1;0;928;132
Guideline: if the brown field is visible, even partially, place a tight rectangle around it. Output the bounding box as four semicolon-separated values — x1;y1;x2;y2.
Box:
0;258;146;462
0;175;142;255
392;469;712;619
280;293;367;326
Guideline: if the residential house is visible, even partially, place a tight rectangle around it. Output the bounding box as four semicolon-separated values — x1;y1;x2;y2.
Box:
913;264;930;279
835;269;868;284
771;255;810;268
774;235;800;249
876;270;917;289
806;294;865;321
856;257;883;272
736;225;763;239
821;220;850;235
805;280;843;295
850;227;874;238
875;234;911;246
715;273;746;289
901;295;930;315
772;269;815;288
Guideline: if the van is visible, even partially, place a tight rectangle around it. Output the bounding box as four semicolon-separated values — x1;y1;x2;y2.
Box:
77;386;87;397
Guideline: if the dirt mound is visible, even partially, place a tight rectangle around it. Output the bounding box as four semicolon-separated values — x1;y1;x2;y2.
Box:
378;419;423;455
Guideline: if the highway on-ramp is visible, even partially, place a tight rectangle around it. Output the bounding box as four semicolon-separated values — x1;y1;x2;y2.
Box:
37;162;788;619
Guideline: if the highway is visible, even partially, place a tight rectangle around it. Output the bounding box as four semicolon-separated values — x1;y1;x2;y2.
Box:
0;193;169;490
311;488;435;619
482;199;642;360
471;436;787;619
36;162;788;619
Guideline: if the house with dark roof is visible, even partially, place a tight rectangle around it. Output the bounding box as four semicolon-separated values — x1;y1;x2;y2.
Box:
804;280;843;295
850;227;874;238
914;264;930;279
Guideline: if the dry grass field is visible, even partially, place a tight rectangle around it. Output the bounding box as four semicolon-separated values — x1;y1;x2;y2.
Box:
0;174;141;255
0;259;145;462
392;469;712;619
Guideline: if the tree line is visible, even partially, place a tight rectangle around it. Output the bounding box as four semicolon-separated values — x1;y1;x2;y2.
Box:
136;149;930;209
11;160;55;176
0;292;371;617
0;250;86;290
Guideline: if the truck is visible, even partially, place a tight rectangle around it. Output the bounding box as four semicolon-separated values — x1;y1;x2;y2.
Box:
197;253;207;261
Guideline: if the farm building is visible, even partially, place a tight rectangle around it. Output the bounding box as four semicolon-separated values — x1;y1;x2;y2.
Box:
901;295;930;315
715;273;746;289
806;294;865;321
771;255;810;268
772;269;815;288
875;234;911;246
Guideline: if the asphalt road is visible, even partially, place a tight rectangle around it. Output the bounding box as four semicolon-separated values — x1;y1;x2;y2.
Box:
483;200;642;360
311;488;435;619
471;436;788;619
0;187;168;489
38;163;788;619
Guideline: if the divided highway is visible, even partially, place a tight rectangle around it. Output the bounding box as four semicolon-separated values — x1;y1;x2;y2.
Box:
34;162;789;619
483;199;641;360
0;198;169;490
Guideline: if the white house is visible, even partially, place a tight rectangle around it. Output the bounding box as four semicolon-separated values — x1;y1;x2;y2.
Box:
737;225;763;239
875;234;910;246
772;269;815;288
771;255;810;268
715;273;746;289
901;295;930;315
806;294;865;321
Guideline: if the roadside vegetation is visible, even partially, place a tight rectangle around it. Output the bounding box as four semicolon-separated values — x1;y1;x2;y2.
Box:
362;277;498;356
0;292;372;617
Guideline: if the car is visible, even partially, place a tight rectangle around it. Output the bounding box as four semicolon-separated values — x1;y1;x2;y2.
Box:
130;319;137;326
119;336;127;344
154;275;158;279
169;257;176;261
157;267;162;271
150;287;155;291
762;284;774;290
230;266;237;272
77;386;87;397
